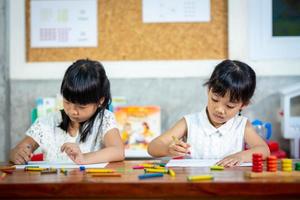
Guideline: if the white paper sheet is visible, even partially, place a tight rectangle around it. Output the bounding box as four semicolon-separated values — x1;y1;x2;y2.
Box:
30;0;97;47
143;0;210;23
166;159;252;167
15;161;108;169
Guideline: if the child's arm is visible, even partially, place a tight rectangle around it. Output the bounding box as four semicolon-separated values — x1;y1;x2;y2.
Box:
216;120;270;167
10;136;39;164
147;118;190;157
61;128;125;164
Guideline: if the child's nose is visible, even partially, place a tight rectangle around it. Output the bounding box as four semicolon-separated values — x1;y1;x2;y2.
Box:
70;106;79;115
215;106;225;115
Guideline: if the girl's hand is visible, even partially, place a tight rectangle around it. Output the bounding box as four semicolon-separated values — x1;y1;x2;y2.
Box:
61;143;85;164
10;145;32;164
168;138;190;157
216;153;243;167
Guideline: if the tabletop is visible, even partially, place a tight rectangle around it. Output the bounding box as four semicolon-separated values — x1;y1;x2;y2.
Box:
1;160;300;200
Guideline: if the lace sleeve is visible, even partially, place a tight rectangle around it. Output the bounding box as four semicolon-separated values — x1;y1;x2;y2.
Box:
26;118;46;146
25;112;58;147
101;110;118;137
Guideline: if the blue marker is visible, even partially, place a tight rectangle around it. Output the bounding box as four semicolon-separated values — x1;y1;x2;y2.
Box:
138;173;164;179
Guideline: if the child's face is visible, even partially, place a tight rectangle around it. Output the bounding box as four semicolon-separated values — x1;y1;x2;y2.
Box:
63;98;99;123
207;89;245;128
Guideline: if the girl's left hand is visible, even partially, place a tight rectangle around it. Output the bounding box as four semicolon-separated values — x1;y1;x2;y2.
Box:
216;153;243;167
61;143;85;164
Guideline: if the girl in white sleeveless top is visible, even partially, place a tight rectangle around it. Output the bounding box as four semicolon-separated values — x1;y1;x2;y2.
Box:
148;60;270;167
10;59;124;164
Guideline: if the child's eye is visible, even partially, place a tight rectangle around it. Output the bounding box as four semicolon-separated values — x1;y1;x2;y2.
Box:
226;105;235;109
211;97;218;102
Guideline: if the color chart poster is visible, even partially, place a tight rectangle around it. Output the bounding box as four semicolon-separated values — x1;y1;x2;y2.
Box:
30;0;97;48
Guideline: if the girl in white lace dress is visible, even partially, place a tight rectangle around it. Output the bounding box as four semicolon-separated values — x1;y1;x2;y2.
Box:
148;60;270;167
10;59;125;164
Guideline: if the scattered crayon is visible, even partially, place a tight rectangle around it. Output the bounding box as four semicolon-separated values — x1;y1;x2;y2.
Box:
152;162;167;167
41;168;58;174
132;165;144;169
60;168;68;175
116;168;133;173
79;166;86;171
25;167;47;171
158;163;166;167
168;169;176;177
85;169;115;173
187;174;213;181
0;166;16;170
144;168;169;174
138;173;164;179
24;166;39;169
138;164;155;168
153;165;165;169
210;165;224;170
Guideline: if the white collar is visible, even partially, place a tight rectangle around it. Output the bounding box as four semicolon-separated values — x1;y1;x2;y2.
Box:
200;107;236;137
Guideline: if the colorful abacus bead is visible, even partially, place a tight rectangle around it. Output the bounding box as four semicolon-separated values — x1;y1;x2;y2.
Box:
266;155;277;172
295;162;300;171
281;159;293;172
252;153;263;173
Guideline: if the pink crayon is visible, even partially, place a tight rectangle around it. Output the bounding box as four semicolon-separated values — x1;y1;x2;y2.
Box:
132;166;144;169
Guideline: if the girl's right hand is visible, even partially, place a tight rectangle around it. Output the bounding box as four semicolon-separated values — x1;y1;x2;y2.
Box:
168;139;190;157
10;145;32;164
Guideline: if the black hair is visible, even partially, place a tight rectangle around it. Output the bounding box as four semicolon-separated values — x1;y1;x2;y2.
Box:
204;59;256;105
58;59;111;143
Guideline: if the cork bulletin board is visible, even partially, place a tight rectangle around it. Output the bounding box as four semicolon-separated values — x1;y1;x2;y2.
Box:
26;0;228;62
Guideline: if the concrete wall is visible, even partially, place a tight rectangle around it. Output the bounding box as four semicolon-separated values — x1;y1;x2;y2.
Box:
10;76;300;156
0;0;10;161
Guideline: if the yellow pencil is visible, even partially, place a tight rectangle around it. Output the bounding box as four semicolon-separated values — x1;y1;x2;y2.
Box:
25;167;46;171
187;174;214;181
144;168;169;173
139;164;155;168
152;165;165;169
169;169;176;177
85;169;115;173
210;165;224;170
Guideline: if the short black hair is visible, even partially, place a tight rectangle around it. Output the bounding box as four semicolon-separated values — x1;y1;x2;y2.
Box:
59;59;112;142
61;59;111;106
204;59;256;104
